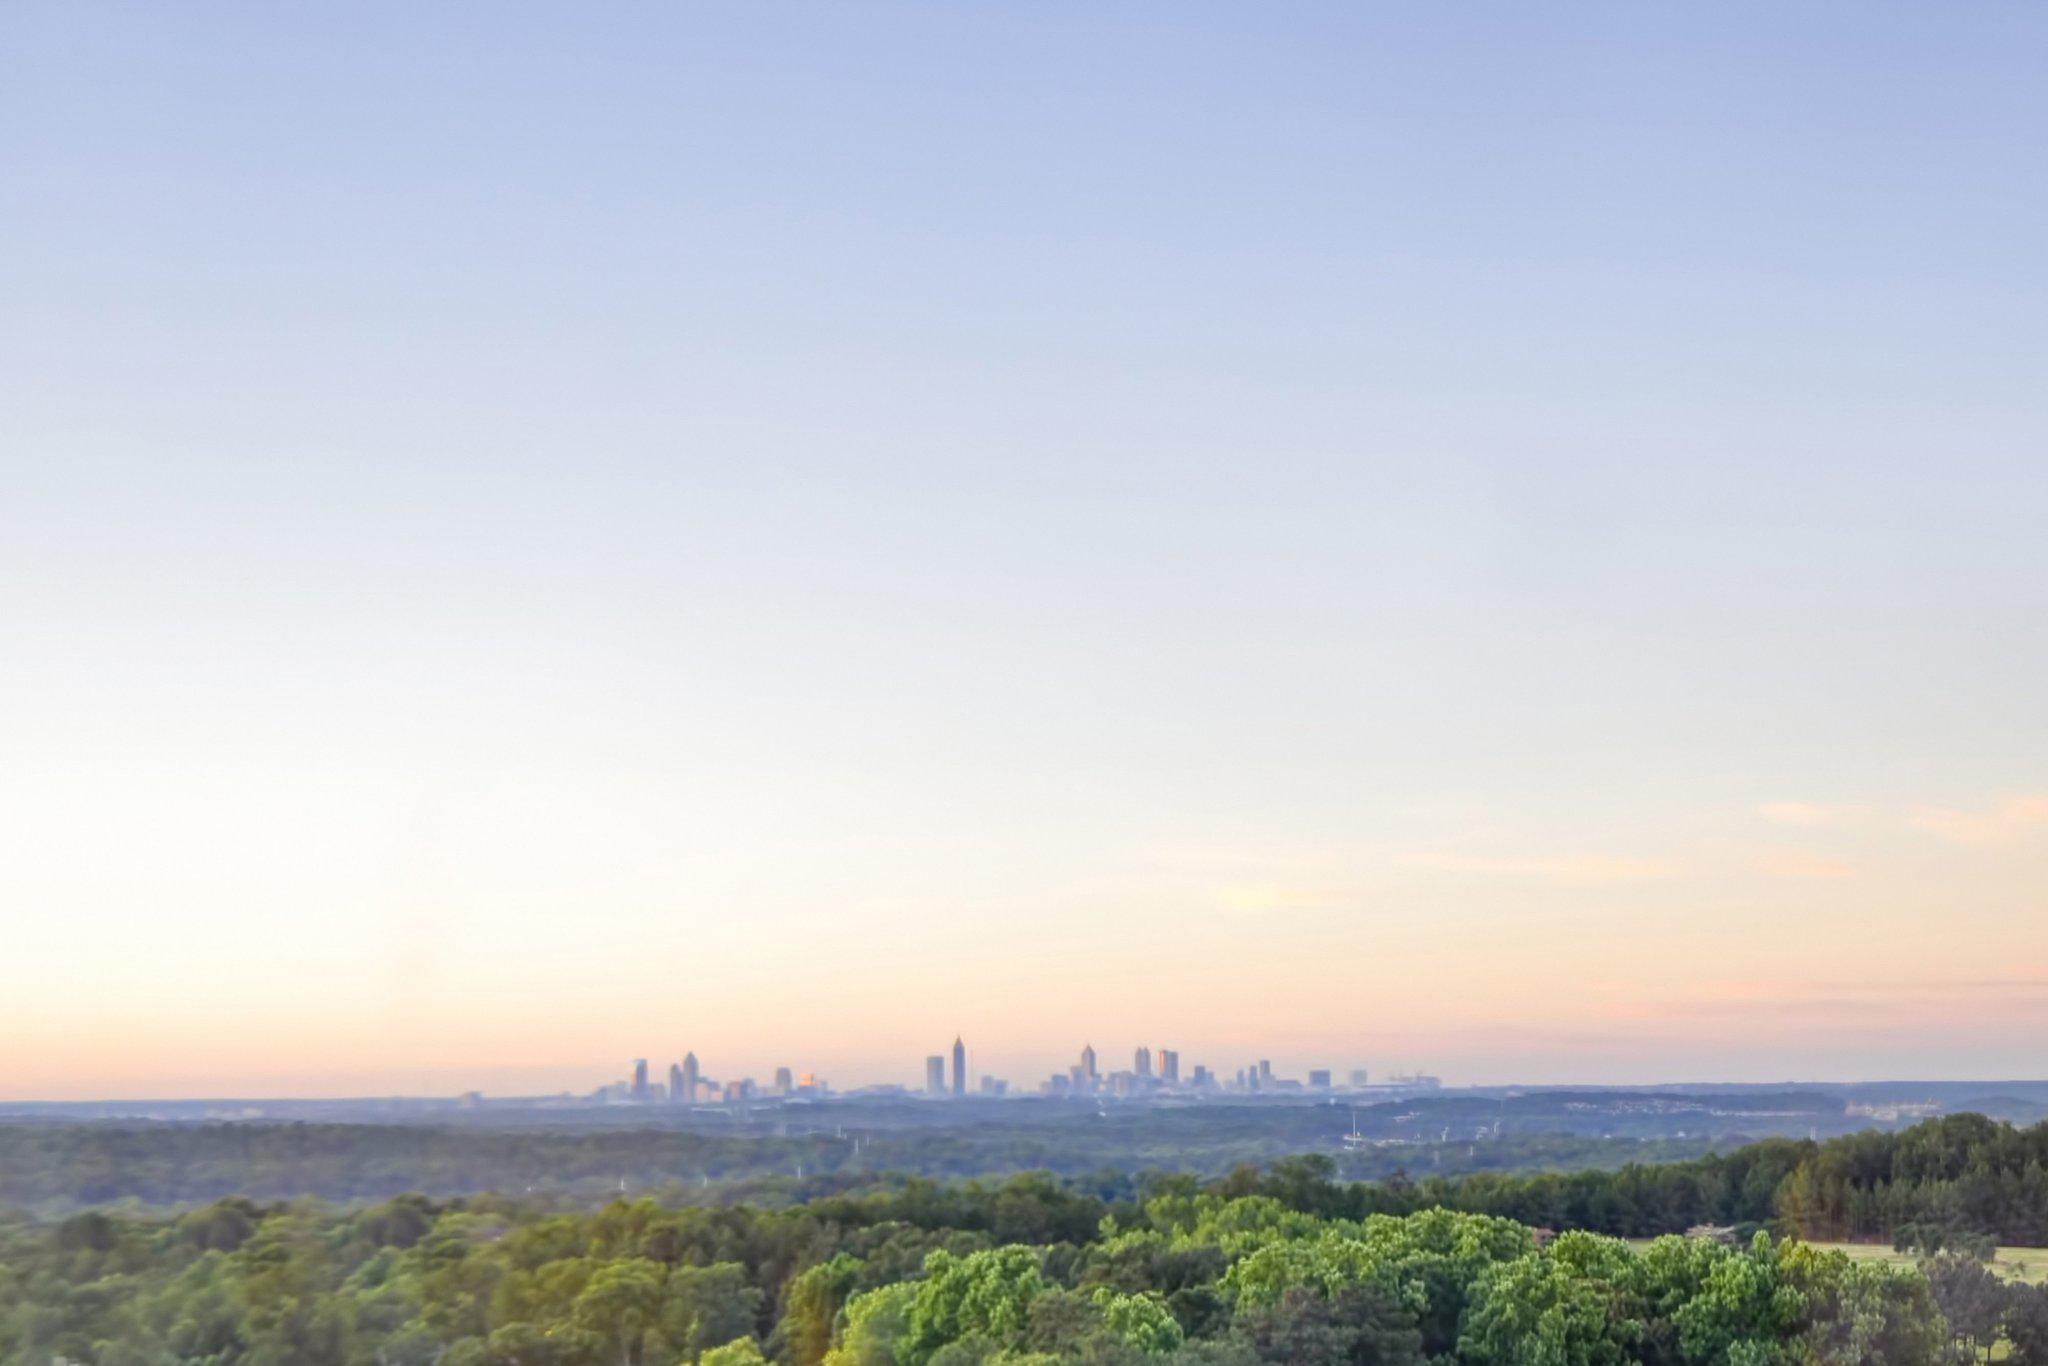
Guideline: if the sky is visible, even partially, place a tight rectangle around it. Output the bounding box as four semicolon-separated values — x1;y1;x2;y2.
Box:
2;2;2045;1100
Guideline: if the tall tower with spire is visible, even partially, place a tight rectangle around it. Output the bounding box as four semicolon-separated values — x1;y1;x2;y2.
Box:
951;1035;966;1097
1080;1043;1097;1087
680;1051;699;1105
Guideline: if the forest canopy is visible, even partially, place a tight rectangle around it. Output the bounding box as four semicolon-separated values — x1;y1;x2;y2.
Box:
4;1115;2048;1364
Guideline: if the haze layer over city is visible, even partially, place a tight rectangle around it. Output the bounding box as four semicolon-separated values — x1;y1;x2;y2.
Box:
5;2;2045;1105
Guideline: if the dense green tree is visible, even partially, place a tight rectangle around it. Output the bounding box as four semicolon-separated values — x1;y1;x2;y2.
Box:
1783;1246;1946;1366
1231;1285;1423;1366
900;1245;1047;1364
773;1253;865;1366
1919;1252;2008;1363
1459;1234;1643;1366
823;1281;918;1366
1225;1208;1530;1357
1091;1289;1184;1354
1650;1234;1807;1366
2004;1285;2048;1366
699;1336;770;1365
572;1258;669;1365
662;1263;762;1363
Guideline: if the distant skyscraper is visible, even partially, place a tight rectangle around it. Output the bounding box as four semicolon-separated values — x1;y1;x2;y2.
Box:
1134;1046;1151;1078
1080;1043;1097;1083
631;1058;649;1101
925;1055;946;1095
1309;1069;1332;1089
1258;1059;1273;1086
1349;1068;1370;1088
681;1052;700;1105
951;1036;967;1098
1158;1049;1179;1084
668;1062;685;1103
774;1066;794;1096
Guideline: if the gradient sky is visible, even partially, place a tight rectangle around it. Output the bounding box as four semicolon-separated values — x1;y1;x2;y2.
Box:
4;3;2045;1099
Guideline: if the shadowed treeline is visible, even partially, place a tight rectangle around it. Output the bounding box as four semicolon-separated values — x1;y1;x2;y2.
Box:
3;1114;2048;1247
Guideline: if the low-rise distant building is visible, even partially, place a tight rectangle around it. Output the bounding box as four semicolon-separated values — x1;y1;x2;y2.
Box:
1384;1073;1442;1090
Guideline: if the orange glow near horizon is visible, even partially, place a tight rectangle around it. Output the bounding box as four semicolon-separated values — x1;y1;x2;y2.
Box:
7;788;2044;1100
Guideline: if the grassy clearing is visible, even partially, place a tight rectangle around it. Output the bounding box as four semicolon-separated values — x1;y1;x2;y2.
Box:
1628;1238;2048;1286
1800;1241;2048;1286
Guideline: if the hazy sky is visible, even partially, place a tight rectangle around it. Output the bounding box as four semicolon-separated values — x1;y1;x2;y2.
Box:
4;3;2045;1099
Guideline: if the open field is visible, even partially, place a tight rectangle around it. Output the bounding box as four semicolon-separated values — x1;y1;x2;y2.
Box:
1633;1239;2048;1286
1807;1241;2048;1286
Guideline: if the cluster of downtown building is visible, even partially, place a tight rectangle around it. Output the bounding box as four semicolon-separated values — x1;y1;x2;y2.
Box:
1008;1043;1437;1100
595;1053;833;1106
593;1041;1439;1108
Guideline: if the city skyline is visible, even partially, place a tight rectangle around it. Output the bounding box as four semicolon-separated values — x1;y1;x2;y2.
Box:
556;1038;1416;1107
5;2;2045;1102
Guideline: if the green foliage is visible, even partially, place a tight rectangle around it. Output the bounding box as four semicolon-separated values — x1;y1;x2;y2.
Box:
1089;1288;1183;1354
775;1253;865;1366
1224;1207;1531;1356
1460;1266;1629;1366
1231;1284;1424;1365
668;1263;767;1361
900;1246;1047;1364
2005;1284;2048;1366
1775;1115;2048;1247
701;1336;772;1365
8;1122;2048;1365
825;1281;919;1366
1918;1251;2009;1363
1783;1244;1947;1366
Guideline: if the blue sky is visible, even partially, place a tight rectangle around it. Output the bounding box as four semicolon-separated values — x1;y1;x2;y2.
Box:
3;3;2044;1096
